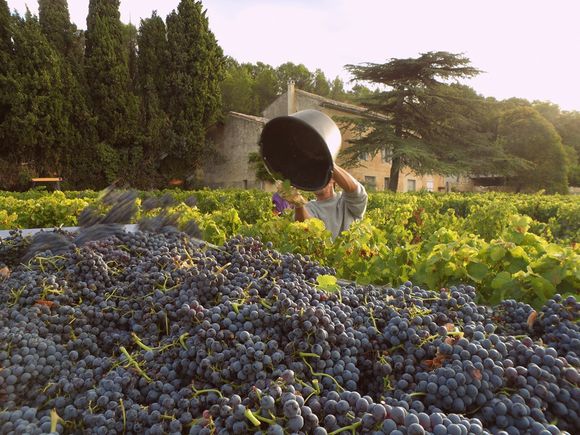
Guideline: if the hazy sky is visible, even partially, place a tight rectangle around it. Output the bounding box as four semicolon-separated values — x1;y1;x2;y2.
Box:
7;0;580;111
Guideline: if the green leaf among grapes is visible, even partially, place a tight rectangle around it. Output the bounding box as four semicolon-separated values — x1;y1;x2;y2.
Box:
316;275;340;293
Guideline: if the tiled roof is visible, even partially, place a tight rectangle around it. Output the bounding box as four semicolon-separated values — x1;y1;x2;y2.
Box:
229;111;268;123
295;89;389;121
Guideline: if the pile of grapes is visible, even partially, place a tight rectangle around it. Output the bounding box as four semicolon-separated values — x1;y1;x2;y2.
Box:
0;195;578;434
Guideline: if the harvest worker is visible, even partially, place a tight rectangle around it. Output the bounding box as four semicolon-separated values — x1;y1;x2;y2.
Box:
272;181;291;215
280;164;368;239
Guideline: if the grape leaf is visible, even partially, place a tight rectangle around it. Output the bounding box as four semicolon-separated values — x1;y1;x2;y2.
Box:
316;275;340;293
466;262;488;282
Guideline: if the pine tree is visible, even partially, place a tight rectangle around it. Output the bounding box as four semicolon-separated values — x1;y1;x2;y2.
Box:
345;52;505;191
221;58;257;115
312;69;331;97
251;62;278;114
85;0;139;157
164;0;224;176
275;62;314;93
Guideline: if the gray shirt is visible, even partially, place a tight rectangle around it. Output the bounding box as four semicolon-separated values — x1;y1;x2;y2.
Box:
305;183;368;239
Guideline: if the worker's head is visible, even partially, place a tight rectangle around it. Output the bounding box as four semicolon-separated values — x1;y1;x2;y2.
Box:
314;178;336;200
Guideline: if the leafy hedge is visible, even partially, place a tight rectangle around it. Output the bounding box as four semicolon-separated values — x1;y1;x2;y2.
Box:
1;189;578;240
1;189;578;307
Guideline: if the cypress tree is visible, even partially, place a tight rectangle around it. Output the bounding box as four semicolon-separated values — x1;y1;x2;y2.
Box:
38;0;86;83
38;0;98;188
0;0;14;133
85;0;139;155
135;12;171;186
137;13;169;108
38;0;77;59
0;0;18;186
4;11;80;179
0;0;11;69
123;22;138;88
165;0;224;176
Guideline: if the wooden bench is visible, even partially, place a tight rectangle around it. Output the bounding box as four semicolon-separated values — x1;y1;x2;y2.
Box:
31;177;63;190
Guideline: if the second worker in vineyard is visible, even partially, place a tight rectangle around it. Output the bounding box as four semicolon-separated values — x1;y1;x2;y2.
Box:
283;164;368;239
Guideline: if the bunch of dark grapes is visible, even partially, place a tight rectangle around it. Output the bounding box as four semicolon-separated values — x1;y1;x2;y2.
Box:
0;230;31;268
533;294;580;358
488;299;535;336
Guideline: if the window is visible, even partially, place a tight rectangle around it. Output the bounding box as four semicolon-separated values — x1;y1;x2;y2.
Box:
360;151;370;161
426;180;434;192
407;179;416;192
364;176;377;191
381;149;392;163
384;177;390;190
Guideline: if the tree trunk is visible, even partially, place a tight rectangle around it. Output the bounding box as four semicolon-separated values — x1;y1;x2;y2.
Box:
388;92;405;192
389;156;401;191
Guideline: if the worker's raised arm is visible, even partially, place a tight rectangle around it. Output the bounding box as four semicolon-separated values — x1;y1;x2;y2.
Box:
332;164;359;193
333;164;368;219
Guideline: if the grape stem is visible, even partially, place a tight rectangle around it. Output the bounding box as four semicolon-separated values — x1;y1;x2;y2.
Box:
119;398;126;434
329;420;362;435
191;383;223;398
131;332;154;352
369;307;378;331
50;408;63;433
244;408;261;426
299;352;320;358
302;357;344;392
179;333;189;350
119;346;152;381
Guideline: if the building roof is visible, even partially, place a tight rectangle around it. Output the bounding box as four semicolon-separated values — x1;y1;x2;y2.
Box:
228;111;268;124
295;89;389;121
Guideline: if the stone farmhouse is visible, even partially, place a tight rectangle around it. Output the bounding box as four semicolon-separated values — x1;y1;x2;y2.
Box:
202;82;447;192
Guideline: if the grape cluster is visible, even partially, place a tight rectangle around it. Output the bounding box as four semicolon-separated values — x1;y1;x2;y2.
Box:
0;229;31;268
534;295;580;358
0;192;578;434
488;299;535;336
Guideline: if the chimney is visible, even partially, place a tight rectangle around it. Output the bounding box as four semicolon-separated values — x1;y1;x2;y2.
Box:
287;80;296;115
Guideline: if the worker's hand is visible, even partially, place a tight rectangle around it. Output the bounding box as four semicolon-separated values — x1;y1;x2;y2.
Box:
276;180;307;208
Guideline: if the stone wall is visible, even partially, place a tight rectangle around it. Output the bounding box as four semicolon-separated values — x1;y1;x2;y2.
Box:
262;92;290;119
203;112;267;189
349;153;446;192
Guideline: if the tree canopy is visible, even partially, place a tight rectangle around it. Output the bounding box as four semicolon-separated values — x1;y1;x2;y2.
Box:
343;51;515;191
498;106;568;193
163;0;224;177
0;3;579;191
